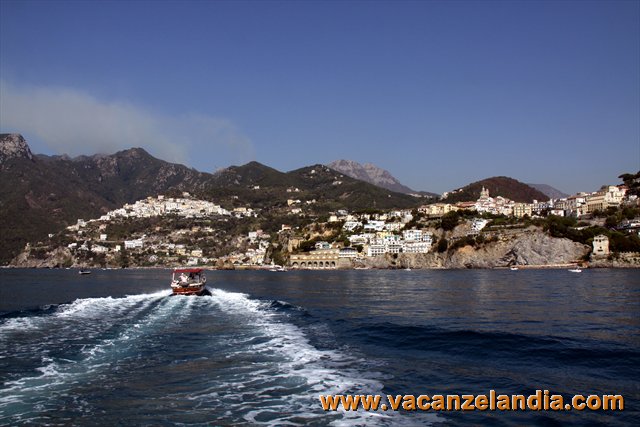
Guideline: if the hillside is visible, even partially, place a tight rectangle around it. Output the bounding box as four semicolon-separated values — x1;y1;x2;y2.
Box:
0;134;423;263
327;159;414;193
0;134;213;264
443;176;549;203
286;165;421;210
327;159;437;196
204;162;421;211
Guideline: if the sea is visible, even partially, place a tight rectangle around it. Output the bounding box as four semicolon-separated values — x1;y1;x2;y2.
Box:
0;268;638;426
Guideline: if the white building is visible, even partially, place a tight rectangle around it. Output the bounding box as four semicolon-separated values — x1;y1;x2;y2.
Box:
403;229;423;241
124;239;144;249
384;222;403;232
339;247;358;258
592;235;610;257
471;219;489;233
367;244;386;256
403;241;432;253
364;220;385;232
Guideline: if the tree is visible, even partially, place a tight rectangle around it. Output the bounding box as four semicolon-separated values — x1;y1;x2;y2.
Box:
440;211;460;231
437;237;448;253
619;171;640;196
605;215;618;229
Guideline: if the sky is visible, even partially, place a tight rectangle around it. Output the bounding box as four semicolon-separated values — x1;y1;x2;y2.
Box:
1;0;638;195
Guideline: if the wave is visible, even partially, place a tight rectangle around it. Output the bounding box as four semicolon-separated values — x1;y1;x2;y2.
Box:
1;289;433;426
173;289;436;426
349;322;640;370
0;291;178;417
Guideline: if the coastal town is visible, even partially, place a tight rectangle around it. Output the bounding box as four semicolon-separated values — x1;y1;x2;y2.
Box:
15;177;639;270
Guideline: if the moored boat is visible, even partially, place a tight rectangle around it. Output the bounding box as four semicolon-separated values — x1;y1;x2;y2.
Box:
170;268;208;295
79;270;91;275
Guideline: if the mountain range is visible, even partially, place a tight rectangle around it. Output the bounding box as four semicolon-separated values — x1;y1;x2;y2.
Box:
0;133;565;264
0;134;418;263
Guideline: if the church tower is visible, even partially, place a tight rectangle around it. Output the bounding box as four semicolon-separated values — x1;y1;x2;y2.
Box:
480;186;490;199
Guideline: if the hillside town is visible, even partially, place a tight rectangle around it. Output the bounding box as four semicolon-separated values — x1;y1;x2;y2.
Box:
17;178;638;270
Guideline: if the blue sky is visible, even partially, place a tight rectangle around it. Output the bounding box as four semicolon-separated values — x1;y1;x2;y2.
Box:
1;0;638;195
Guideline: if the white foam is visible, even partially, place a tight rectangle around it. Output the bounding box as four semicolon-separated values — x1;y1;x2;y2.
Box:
0;290;181;418
205;289;398;425
0;290;170;335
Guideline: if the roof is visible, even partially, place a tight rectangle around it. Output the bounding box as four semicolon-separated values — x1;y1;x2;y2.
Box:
173;268;203;273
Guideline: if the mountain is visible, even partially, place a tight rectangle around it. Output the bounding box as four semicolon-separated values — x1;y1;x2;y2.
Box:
527;183;569;200
443;176;550;203
327;159;436;196
0;133;34;163
0;134;215;264
206;162;421;211
0;135;423;264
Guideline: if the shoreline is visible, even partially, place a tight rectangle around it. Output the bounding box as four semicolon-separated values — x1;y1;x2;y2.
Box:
2;264;639;270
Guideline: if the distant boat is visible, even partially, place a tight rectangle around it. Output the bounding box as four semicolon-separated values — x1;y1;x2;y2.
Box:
405;268;412;271
510;266;519;271
170;268;208;296
568;268;582;273
269;265;287;272
79;270;91;275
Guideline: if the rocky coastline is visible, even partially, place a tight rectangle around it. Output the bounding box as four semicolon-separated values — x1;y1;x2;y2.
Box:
10;228;639;269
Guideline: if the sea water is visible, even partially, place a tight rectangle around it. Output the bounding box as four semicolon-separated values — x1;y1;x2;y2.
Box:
0;268;638;425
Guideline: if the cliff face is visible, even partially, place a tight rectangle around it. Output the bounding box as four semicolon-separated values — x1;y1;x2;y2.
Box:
0;133;33;166
327;159;417;194
360;229;591;269
446;230;589;268
11;245;75;268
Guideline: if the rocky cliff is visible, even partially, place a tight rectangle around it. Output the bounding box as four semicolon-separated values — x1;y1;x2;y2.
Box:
0;133;33;166
327;159;417;194
359;228;590;269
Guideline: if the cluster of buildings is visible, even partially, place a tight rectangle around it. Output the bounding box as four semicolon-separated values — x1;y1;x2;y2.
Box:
96;193;230;222
418;185;630;219
73;193;258;224
549;185;628;217
54;178;635;269
288;209;435;269
286;183;636;269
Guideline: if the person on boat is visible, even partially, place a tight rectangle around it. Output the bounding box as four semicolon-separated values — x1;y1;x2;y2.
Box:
180;273;188;283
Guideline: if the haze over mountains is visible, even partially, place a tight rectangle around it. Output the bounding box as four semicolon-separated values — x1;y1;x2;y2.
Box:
526;183;569;200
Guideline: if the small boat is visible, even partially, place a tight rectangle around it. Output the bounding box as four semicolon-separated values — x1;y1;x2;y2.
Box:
79;270;91;275
405;268;412;271
269;265;287;272
170;268;208;296
510;266;519;271
568;268;582;273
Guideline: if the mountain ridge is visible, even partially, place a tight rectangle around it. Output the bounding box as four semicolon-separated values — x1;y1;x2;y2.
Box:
0;135;421;263
443;176;550;203
327;159;437;196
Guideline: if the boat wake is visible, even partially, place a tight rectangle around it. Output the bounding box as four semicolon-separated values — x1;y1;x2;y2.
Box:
0;289;422;425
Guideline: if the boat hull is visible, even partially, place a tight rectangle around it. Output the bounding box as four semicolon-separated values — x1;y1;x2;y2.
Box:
171;286;208;296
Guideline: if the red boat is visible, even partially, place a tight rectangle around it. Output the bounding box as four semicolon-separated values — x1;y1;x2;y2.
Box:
170;268;208;296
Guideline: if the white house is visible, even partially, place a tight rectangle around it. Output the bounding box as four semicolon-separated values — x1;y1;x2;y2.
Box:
124;239;144;249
